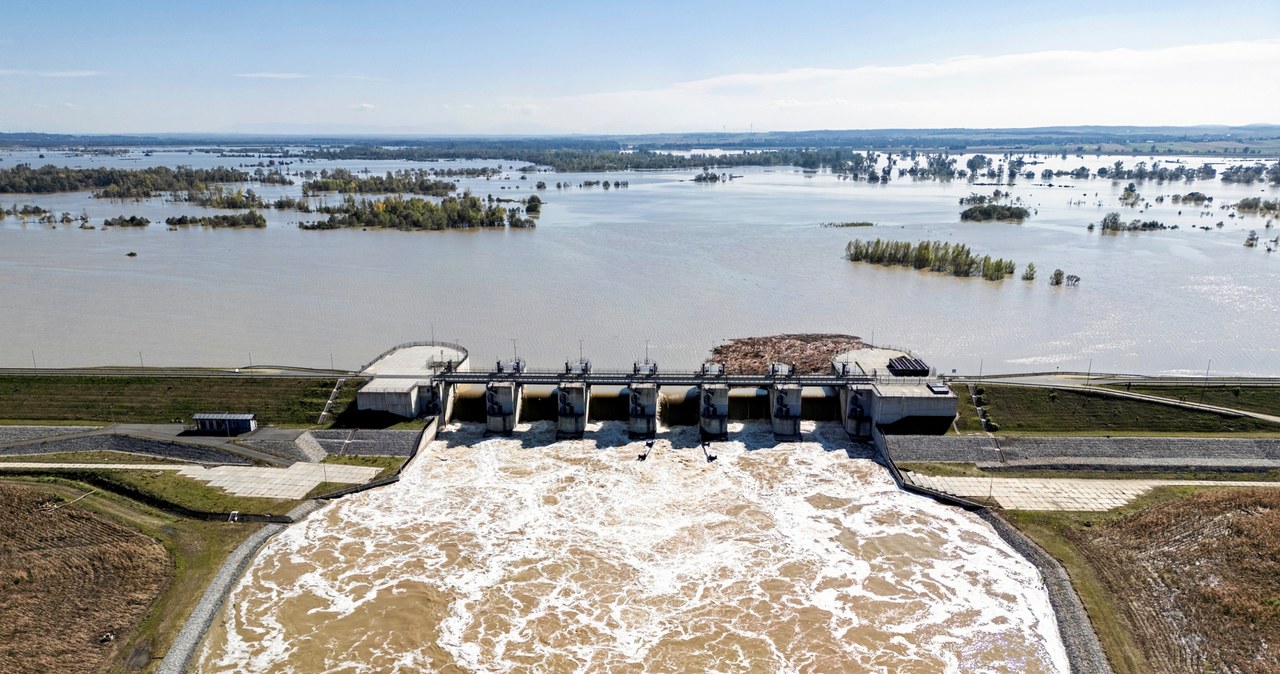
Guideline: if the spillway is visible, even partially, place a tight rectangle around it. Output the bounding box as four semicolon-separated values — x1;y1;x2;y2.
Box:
198;420;1068;673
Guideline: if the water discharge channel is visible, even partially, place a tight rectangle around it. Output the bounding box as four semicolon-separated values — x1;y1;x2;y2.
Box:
198;420;1068;673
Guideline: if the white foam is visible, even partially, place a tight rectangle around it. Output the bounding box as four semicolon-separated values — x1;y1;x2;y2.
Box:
198;420;1069;673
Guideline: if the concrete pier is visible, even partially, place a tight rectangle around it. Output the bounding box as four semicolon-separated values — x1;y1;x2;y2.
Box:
699;385;729;440
768;363;802;439
840;385;874;438
485;382;522;434
628;383;659;438
556;382;590;438
769;384;802;438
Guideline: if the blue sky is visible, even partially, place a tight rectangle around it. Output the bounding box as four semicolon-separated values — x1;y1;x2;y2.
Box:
3;0;1278;134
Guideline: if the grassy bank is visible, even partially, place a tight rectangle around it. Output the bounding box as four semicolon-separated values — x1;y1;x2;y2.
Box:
322;454;405;480
970;384;1280;434
0;477;258;673
0;375;361;426
1107;383;1280;417
0;450;179;465
949;384;985;433
0;466;301;517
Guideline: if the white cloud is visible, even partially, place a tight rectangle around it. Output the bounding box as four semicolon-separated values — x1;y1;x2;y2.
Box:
469;39;1280;133
349;102;375;110
0;69;99;78
236;72;306;79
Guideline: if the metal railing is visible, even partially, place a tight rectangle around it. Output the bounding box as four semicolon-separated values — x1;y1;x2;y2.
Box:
356;340;470;374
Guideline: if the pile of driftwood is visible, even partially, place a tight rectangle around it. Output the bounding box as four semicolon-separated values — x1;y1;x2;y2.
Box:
711;333;865;375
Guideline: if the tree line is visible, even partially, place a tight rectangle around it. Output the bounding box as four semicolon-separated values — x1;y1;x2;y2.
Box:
165;212;267;228
0;164;292;197
300;193;534;231
845;238;1017;280
300;168;456;197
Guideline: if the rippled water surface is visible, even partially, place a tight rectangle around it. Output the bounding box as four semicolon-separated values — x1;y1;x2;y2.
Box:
197;421;1067;673
2;149;1277;375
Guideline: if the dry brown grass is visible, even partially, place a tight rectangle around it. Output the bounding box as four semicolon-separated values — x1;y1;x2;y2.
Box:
0;483;170;674
711;333;864;375
1068;488;1280;674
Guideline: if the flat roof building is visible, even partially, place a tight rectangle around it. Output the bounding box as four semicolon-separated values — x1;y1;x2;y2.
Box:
192;412;257;436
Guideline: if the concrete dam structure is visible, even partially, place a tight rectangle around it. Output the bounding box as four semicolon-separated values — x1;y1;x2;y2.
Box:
356;343;958;441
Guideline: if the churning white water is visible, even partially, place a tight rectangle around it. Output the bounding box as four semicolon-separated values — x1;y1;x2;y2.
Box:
198;421;1068;673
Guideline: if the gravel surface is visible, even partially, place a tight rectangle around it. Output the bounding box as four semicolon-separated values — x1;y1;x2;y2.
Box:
155;523;285;674
0;425;100;446
884;435;1000;462
294;431;328;462
235;439;313;463
0;434;252;465
309;429;419;456
979;510;1113;674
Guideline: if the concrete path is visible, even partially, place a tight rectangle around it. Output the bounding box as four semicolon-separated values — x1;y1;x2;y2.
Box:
908;474;1280;511
0;461;380;499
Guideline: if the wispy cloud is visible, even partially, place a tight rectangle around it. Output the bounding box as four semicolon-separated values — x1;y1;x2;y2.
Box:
483;39;1280;132
236;72;306;79
0;69;99;78
348;102;375;110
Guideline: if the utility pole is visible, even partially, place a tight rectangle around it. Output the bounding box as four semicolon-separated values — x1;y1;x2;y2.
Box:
1086;359;1092;387
1200;359;1212;404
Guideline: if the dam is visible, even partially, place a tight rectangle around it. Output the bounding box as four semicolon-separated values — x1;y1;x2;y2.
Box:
353;342;958;441
195;340;1070;672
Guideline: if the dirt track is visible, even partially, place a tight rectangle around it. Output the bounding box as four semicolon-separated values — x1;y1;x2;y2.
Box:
1071;488;1280;674
711;333;865;374
0;483;169;674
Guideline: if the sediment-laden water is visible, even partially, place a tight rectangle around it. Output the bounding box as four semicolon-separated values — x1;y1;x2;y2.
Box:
198;421;1068;673
2;150;1278;376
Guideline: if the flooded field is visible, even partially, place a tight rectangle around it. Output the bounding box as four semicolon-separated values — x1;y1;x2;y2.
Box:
197;421;1068;673
2;149;1277;376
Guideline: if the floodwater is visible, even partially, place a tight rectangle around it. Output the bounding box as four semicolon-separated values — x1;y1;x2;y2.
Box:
197;421;1069;673
1;148;1278;375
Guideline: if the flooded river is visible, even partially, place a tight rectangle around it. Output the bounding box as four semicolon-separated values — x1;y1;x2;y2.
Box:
197;421;1068;673
2;149;1277;375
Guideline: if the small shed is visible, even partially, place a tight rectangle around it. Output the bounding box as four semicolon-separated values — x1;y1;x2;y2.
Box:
191;412;258;436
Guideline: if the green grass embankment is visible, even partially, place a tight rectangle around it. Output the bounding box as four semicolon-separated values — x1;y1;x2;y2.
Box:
949;384;986;434
0;466;302;516
1106;384;1280;418
322;454;405;480
0;375;362;426
970;384;1280;435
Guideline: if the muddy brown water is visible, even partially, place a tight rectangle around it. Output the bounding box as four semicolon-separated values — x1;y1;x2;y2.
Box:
197;421;1067;673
